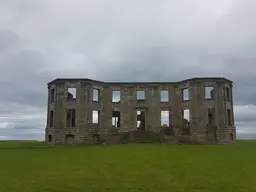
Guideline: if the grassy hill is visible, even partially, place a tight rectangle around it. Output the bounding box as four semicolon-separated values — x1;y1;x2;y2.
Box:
0;140;255;192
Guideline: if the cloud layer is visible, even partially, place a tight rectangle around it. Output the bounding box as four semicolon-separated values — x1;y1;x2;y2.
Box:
0;0;256;140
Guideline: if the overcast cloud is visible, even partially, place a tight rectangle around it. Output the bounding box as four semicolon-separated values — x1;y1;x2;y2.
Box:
0;0;256;140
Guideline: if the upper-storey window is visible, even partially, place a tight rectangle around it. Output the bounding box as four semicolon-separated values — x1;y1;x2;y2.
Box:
50;89;55;102
226;87;230;102
92;88;100;102
160;90;169;102
205;86;214;99
182;88;189;101
136;90;145;101
67;88;76;100
112;90;121;103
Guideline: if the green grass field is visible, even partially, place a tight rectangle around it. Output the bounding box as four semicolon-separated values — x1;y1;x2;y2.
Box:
0;140;255;192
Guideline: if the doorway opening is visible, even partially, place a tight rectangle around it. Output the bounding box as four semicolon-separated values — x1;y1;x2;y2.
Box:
48;135;52;142
136;109;146;130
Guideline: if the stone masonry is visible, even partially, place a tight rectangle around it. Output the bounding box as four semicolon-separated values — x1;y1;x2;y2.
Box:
45;77;236;145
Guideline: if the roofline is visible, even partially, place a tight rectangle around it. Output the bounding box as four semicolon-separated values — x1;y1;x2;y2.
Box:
47;77;233;86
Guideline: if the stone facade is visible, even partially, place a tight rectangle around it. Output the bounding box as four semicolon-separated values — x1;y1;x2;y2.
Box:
45;77;236;145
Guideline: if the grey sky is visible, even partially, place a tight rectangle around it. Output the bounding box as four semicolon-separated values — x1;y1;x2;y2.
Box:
0;0;256;140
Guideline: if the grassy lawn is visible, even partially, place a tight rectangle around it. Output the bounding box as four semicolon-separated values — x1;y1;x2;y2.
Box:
0;140;255;192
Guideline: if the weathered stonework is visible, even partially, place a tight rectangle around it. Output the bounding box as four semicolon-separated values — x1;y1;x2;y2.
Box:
45;77;236;145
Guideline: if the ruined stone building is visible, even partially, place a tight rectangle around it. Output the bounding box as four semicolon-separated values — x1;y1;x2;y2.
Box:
45;77;236;145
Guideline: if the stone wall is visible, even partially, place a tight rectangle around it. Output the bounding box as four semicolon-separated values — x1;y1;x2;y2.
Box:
45;77;236;145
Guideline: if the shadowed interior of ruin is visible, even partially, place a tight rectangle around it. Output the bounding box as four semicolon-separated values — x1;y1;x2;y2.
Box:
45;77;236;145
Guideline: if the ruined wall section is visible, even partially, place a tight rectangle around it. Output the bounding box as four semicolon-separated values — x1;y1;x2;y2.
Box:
216;82;236;144
121;86;135;132
190;79;235;144
46;80;95;144
189;81;203;139
100;84;145;134
118;85;136;132
46;82;68;144
158;84;174;130
176;82;191;129
132;84;161;131
147;85;161;132
173;78;236;144
229;84;236;143
62;81;83;143
55;83;66;143
79;81;90;142
191;80;219;143
45;77;235;145
45;84;56;143
86;82;102;135
99;85;113;135
99;83;176;134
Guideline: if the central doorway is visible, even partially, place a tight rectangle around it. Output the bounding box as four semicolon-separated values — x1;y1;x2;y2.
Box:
136;109;146;130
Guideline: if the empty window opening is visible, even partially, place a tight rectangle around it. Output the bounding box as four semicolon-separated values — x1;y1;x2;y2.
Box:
68;88;76;100
182;109;190;127
182;88;189;101
66;109;76;127
208;108;215;124
48;135;52;142
205;86;214;99
136;110;146;130
112;90;121;102
50;89;55;102
226;87;230;101
182;109;190;121
136;90;145;100
112;111;121;128
92;110;100;124
92;89;99;102
160;90;169;102
161;110;169;126
49;110;54;127
227;109;232;126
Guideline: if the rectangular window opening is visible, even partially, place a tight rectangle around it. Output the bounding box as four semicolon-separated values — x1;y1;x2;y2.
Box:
136;90;145;101
136;109;146;130
93;89;99;102
160;90;169;102
182;88;189;101
68;88;76;100
161;110;169;126
112;111;121;128
66;109;76;127
112;90;121;102
205;86;214;99
49;110;54;127
226;87;230;101
92;110;100;124
50;89;55;102
227;109;232;126
182;109;190;126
